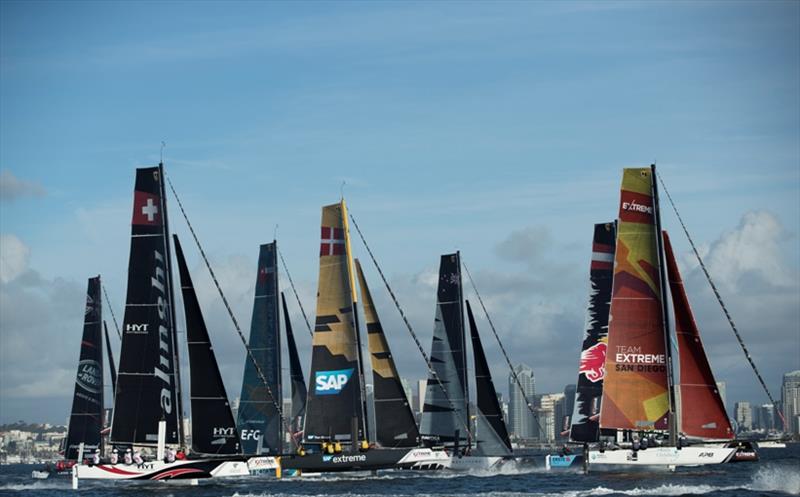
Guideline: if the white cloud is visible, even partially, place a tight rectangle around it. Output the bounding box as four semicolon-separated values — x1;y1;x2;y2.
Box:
0;234;30;284
0;170;45;202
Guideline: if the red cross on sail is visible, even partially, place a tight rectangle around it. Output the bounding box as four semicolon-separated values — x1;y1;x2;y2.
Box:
320;226;345;256
131;191;161;225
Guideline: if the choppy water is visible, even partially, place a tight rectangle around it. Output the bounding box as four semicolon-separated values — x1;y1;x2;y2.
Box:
2;444;798;496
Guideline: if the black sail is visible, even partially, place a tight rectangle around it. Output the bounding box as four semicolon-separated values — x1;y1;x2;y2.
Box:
282;293;307;437
420;252;469;446
237;242;282;455
103;322;117;402
569;222;616;443
65;276;104;460
110;166;181;446
355;260;419;448
173;236;240;455
466;301;511;455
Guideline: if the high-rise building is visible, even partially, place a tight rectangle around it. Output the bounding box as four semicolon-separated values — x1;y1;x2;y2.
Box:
539;393;565;442
508;364;535;440
734;401;752;432
716;381;727;415
782;370;800;434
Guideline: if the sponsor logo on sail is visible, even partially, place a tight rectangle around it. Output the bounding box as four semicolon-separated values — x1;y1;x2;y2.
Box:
614;346;666;373
315;368;354;395
578;342;607;383
621;199;652;215
76;359;102;394
151;249;174;414
213;427;237;438
240;429;262;441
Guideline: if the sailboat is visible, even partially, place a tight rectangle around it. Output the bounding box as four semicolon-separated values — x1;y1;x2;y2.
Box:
546;222;616;471
420;252;515;471
236;241;308;475
32;276;111;479
72;165;249;487
279;200;449;473
585;165;737;469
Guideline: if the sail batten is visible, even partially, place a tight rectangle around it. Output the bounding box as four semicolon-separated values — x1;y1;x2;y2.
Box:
65;276;104;460
599;168;670;432
111;166;181;446
356;259;419;448
663;231;733;440
237;242;282;455
570;222;616;443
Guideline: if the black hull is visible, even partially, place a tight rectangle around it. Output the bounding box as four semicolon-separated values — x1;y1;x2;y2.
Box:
281;448;442;473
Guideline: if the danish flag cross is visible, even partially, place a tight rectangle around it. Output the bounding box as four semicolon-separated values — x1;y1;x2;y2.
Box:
320;226;345;256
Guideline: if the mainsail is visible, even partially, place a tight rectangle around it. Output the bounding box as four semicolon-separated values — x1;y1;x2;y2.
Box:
65;276;104;460
304;200;366;444
599;167;670;432
570;222;616;443
420;252;469;447
282;292;307;436
111;166;182;446
173;236;241;455
466;300;511;456
663;231;733;440
237;242;282;455
355;259;419;448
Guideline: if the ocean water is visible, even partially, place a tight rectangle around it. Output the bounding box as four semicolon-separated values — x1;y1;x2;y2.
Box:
1;444;798;497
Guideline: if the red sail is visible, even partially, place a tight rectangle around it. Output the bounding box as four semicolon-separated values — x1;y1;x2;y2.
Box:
663;231;733;440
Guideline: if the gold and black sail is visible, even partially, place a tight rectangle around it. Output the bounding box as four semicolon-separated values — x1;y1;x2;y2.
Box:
356;259;419;448
303;200;366;444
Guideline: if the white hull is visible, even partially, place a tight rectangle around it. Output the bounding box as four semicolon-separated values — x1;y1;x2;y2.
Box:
448;455;503;471
587;446;736;470
72;458;249;487
246;456;279;475
397;448;452;470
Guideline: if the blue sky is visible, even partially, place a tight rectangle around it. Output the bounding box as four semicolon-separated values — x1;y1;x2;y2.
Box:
1;1;798;425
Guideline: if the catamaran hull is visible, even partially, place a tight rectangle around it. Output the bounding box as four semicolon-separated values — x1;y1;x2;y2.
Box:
448;455;503;471
587;446;736;470
545;454;585;470
280;448;450;473
246;456;279;475
72;458;250;485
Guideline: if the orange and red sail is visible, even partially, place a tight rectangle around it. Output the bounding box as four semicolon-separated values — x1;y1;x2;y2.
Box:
599;167;670;432
663;231;733;439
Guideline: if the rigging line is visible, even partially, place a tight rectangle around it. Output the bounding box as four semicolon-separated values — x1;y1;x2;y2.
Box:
277;248;314;338
461;260;546;436
101;284;122;340
165;176;300;450
655;170;786;431
348;212;474;444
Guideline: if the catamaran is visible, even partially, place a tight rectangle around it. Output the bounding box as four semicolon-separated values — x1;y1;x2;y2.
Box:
236;241;308;475
33;276;114;479
278;200;449;473
582;166;737;470
420;252;516;471
71;165;249;487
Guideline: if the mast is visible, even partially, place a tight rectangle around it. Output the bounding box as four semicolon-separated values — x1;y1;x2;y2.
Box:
456;252;470;449
651;163;677;445
342;200;370;443
158;162;184;447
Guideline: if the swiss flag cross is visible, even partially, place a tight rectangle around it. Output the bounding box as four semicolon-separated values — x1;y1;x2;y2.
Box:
320;226;345;256
132;191;161;225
